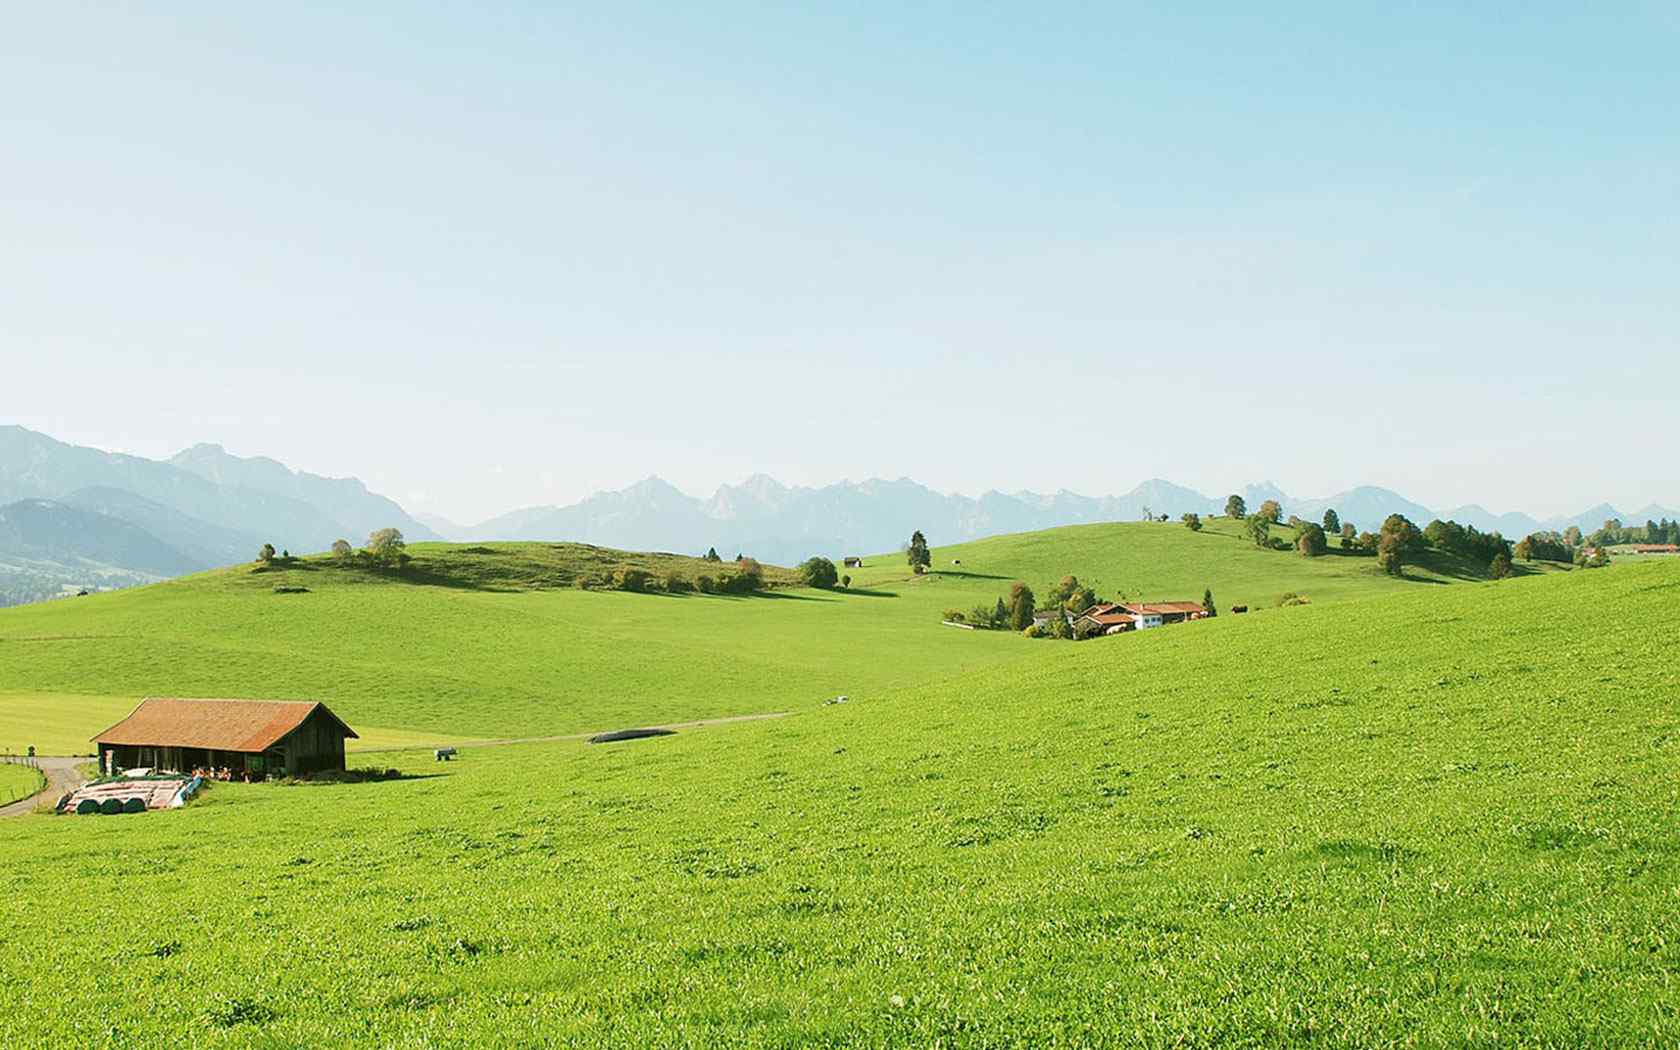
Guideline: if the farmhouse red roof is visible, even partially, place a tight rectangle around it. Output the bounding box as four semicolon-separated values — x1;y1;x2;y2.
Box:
92;698;358;752
1123;602;1206;615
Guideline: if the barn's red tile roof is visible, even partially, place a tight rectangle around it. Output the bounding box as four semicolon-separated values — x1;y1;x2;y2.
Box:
92;698;357;752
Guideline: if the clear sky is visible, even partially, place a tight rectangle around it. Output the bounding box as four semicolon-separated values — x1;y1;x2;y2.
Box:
3;3;1676;522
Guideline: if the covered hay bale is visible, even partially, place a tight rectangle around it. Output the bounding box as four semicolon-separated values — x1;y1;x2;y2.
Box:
76;798;100;815
99;798;123;815
123;797;146;814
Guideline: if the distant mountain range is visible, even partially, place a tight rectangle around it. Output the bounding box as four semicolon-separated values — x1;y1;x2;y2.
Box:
439;475;1678;567
1;423;1674;605
0;425;438;606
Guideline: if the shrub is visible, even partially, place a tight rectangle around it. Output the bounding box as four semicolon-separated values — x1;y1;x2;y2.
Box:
615;567;653;592
256;543;276;564
665;572;692;593
841;574;851;589
799;557;839;589
331;539;353;560
1023;624;1043;638
943;608;966;623
734;558;765;592
695;574;716;594
1278;592;1311;607
1182;513;1203;532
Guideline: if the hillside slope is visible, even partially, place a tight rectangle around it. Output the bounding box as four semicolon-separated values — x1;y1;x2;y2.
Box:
1;556;1674;1045
2;521;1553;752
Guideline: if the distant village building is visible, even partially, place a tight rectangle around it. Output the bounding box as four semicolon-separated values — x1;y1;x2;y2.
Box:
1633;544;1679;554
1073;601;1210;636
93;698;357;779
843;557;864;568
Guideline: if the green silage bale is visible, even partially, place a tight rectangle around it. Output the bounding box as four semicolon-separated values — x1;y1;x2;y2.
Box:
99;798;122;815
75;799;100;815
122;797;146;814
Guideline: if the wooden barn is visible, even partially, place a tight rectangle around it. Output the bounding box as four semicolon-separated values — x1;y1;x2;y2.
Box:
93;698;358;779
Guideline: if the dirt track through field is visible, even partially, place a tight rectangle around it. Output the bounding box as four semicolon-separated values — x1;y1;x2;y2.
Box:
0;757;89;818
359;709;795;755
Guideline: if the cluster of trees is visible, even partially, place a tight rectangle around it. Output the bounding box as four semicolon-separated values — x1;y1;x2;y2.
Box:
946;581;1037;632
1421;519;1510;565
261;528;408;569
581;555;766;594
1514;532;1572;563
1586;518;1679;548
1225;496;1521;579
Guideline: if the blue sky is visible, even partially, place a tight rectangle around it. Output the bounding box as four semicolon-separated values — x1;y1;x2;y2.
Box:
3;3;1676;522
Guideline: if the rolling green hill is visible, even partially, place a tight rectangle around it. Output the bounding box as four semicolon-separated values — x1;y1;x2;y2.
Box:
1;553;1673;1045
0;521;1556;754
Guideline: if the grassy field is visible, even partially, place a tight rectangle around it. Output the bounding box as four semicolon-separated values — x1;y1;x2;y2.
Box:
0;521;1534;754
1;558;1673;1045
0;762;44;806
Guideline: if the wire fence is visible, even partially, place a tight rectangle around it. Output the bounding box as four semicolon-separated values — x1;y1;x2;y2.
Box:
1;753;47;806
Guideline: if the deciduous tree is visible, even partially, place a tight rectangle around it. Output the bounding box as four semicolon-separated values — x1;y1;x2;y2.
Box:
1007;582;1035;632
1296;522;1328;557
367;528;406;565
799;556;839;589
1224;494;1247;519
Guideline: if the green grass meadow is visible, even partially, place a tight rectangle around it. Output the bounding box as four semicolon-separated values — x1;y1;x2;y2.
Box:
0;762;45;806
0;520;1534;753
1;557;1675;1045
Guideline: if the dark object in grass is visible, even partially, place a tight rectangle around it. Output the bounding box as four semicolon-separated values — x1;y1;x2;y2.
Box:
99;798;123;815
589;728;676;744
272;585;310;594
76;799;100;815
122;797;146;814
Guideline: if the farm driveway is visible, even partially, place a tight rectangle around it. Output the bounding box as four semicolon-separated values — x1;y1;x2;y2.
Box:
0;757;89;818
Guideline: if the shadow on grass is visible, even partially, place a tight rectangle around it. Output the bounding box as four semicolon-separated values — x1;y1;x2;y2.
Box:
835;587;898;598
929;570;1012;581
279;770;452;787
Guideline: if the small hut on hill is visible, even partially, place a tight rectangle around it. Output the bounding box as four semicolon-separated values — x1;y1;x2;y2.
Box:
93;698;357;779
